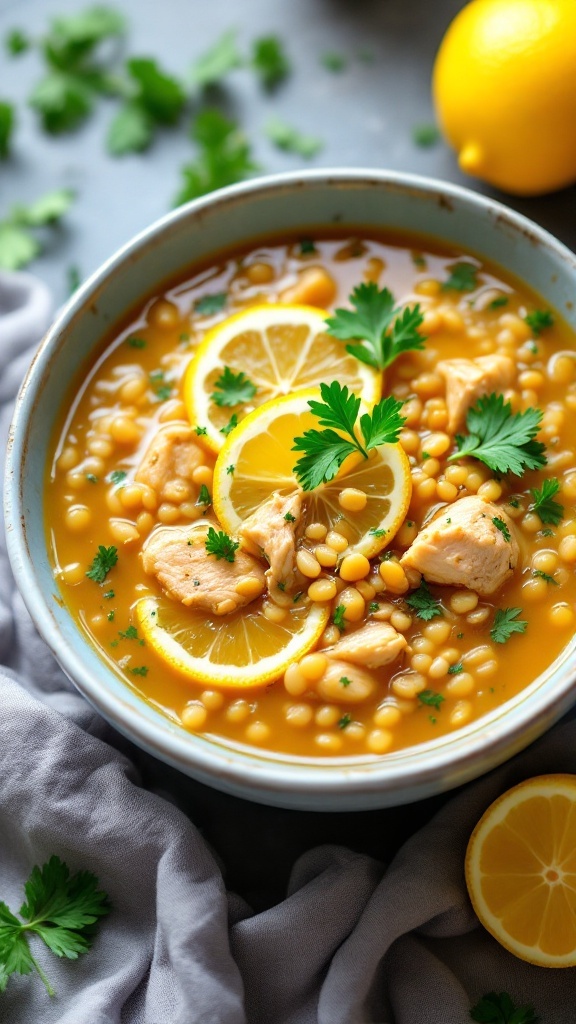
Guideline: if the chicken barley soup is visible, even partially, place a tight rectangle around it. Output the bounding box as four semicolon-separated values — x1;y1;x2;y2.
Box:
47;233;576;758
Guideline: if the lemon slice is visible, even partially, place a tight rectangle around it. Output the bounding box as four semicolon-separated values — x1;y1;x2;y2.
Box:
212;391;412;559
466;774;576;967
183;304;381;452
136;595;329;690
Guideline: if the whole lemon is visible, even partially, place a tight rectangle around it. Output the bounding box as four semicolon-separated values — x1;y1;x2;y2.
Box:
433;0;576;196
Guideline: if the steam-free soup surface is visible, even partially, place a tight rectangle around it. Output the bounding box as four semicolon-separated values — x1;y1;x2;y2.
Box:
47;234;576;759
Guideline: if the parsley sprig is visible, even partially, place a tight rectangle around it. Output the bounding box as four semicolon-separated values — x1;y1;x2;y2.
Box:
175;109;259;205
252;35;291;90
524;310;554;337
449;394;546;477
490;607;528;644
470;991;538;1024
205;527;239;563
0;855;110;996
405;580;442;620
292;381;405;492
529;478;563;525
211;366;257;407
86;544;118;584
325;283;426;371
0;189;75;271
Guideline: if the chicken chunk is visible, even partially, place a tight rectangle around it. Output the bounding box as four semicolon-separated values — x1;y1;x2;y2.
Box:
135;424;205;500
400;496;519;596
141;523;266;615
327;621;407;669
239;490;302;591
438;355;515;432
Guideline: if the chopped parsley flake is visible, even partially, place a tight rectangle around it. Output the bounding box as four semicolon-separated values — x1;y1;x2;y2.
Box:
195;425;207;436
103;590;114;600
369;601;379;613
338;713;352;730
85;473;98;484
405;580;442;621
226;464;235;476
220;413;238;437
86;545;118;584
333;605;346;629
492;516;511;542
195;292;227;315
448;663;463;675
418;689;445;709
532;569;558;585
488;295;509;310
321;51;347;72
109;469;127;486
127;336;146;348
107;610;115;621
490;607;528;644
130;665;149;677
525;309;554;336
299;238;316;255
284;512;296;522
412;123;440;147
369;527;387;537
196;484;212;505
529;478;564;526
340;676;352;687
118;624;138;640
205;527;239;563
442;261;479;292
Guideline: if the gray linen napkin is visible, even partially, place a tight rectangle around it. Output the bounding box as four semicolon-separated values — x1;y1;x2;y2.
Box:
1;270;575;1024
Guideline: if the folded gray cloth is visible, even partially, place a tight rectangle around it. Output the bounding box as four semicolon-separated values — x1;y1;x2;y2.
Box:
1;271;575;1024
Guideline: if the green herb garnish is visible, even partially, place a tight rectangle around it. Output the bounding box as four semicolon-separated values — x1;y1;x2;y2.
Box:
490;607;528;644
189;30;242;90
442;261;479;292
0;102;14;159
321;51;346;72
448;393;546;477
86;545;118;584
0;855;110;996
284;512;296;523
448;663;463;675
338;714;352;730
418;689;445;709
175;109;259;205
488;295;509;311
5;28;30;56
107;57;185;156
333;605;346;629
470;991;538;1024
532;569;558;585
118;624;138;640
130;665;148;676
211;366;257;407
492;516;511;542
525;310;554;336
325;283;425;372
529;478;563;526
265;117;323;158
292;381;405;492
405;580;442;621
195;292;227;315
340;676;352;687
196;484;212;506
252;35;290;89
412;123;440;147
108;470;127;486
0;188;75;270
220;413;238;437
205;527;239;563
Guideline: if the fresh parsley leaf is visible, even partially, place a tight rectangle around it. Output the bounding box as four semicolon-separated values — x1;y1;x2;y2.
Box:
0;101;14;159
448;663;463;675
175;109;258;205
325;283;426;372
127;335;146;348
284;512;296;522
0;855;110;995
226;464;235;475
340;676;352;687
107;102;152;154
107;57;185;155
154;384;172;402
195;291;227;315
189;30;242;89
449;393;546;477
220;413;238;437
292;381;405;491
195;425;207;436
118;624;138;640
108;469;126;485
130;665;148;676
252;35;290;89
418;689;445;709
333;605;346;629
321;51;346;72
369;528;387;537
529;478;563;525
412;123;440;147
492;516;511;542
196;484;212;505
205;527;239;563
265;116;323;158
85;473;98;484
442;261;479;292
532;569;558;585
405;580;442;620
5;28;30;55
299;238;316;255
0;189;75;270
86;545;118;583
488;295;509;311
338;713;352;730
211;366;257;407
368;602;379;613
490;607;528;644
470;991;538;1024
525;309;554;336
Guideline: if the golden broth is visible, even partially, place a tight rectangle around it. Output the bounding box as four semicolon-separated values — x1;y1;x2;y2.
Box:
47;233;576;758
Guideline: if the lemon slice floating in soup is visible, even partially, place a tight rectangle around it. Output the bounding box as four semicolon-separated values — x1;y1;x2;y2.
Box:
212;391;412;559
183;304;381;453
136;593;329;690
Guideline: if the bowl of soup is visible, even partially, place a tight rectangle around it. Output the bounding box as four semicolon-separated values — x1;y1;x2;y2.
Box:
6;169;576;810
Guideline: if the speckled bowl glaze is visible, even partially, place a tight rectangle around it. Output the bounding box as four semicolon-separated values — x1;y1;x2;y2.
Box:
6;170;576;810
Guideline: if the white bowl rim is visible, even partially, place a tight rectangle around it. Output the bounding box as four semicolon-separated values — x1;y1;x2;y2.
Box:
5;167;576;807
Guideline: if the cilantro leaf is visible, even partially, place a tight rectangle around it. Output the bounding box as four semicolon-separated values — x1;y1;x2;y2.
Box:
189;30;242;89
525;310;554;336
196;484;212;506
529;478;563;525
490;607;528;644
220;413;238;437
325;283;426;371
195;292;227;315
338;713;352;730
175;109;259;205
107;101;152;154
292;381;405;491
470;991;538;1024
405;580;443;620
211;366;257;407
333;605;346;629
29;73;93;133
205;527;239;563
126;57;185;124
418;689;445;709
0;856;110;995
265;116;323;158
86;544;118;583
252;35;291;89
449;393;546;477
492;516;511;542
0;189;74;270
0;101;14;159
442;261;479;292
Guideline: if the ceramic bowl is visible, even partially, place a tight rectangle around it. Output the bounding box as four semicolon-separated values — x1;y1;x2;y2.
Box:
6;169;576;810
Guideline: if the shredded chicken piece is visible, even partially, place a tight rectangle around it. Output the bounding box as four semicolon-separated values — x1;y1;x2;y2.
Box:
400;496;519;596
437;355;515;433
239;490;302;591
141;524;266;615
327;621;407;668
135;424;205;499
